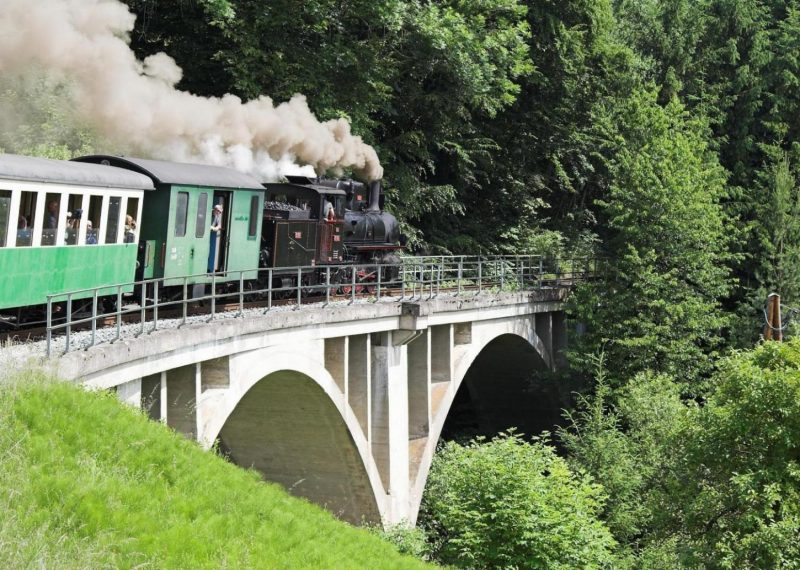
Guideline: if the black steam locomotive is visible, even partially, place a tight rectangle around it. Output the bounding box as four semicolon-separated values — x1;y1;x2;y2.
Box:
260;176;403;289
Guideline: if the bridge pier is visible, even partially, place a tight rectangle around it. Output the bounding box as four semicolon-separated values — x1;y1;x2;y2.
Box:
370;332;411;522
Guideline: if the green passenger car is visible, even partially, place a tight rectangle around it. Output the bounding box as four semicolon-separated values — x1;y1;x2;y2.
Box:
0;154;153;314
74;156;264;288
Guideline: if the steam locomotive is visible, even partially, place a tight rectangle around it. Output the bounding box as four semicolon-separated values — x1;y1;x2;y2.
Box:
261;176;402;288
0;153;402;326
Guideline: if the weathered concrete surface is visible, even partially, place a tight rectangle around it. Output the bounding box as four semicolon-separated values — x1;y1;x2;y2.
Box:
51;289;565;387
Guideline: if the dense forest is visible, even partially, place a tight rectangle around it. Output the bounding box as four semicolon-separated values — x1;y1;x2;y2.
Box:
5;0;800;567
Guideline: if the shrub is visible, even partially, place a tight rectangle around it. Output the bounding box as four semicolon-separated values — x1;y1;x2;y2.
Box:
420;432;617;569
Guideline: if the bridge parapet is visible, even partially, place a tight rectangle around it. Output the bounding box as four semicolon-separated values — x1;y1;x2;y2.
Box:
39;254;592;356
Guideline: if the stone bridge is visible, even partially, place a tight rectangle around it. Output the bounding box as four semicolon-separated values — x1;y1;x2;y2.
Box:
48;290;568;526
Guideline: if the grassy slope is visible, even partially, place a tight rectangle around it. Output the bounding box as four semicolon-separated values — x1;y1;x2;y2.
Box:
0;371;431;569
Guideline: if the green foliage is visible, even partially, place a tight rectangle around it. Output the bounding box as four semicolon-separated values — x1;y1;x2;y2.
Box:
569;90;733;383
612;0;800;343
0;370;430;569
561;361;693;549
216;0;532;238
749;151;800;315
564;341;800;568
373;523;432;561
419;432;617;569
0;76;96;158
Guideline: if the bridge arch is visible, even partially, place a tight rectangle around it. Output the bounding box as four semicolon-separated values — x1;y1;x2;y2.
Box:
204;347;385;525
409;321;558;522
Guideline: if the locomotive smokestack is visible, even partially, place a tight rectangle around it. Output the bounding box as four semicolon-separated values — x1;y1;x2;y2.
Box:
368;181;382;212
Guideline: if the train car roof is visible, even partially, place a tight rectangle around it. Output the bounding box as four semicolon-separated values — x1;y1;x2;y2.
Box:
264;181;346;196
73;155;265;190
0;153;155;190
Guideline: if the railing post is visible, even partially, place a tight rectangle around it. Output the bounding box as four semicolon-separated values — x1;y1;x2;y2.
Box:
115;286;122;343
478;258;482;294
458;257;463;295
64;293;72;354
437;262;442;297
401;262;406;300
90;289;98;348
350;265;356;304
500;259;505;291
296;267;302;308
267;269;273;312
181;277;188;326
210;273;217;320
238;272;245;317
325;266;331;306
46;296;52;357
139;283;146;336
377;263;382;300
153;280;159;331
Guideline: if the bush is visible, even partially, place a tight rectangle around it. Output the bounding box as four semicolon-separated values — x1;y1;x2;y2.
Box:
419;432;617;569
562;341;800;568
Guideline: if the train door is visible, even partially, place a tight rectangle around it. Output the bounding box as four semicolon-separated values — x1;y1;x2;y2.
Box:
211;191;231;273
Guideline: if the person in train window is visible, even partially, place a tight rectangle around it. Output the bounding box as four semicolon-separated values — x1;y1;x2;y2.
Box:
124;215;137;243
324;197;335;221
86;220;98;244
208;204;223;273
46;200;59;229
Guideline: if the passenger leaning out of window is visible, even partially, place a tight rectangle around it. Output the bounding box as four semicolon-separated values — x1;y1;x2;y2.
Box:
124;215;137;243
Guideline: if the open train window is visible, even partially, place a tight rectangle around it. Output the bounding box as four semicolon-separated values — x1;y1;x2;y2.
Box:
41;192;61;246
0;190;10;247
16;191;36;247
175;191;189;237
248;195;259;238
105;196;122;244
195;193;208;238
333;196;345;218
86;195;102;245
125;197;139;243
65;194;84;246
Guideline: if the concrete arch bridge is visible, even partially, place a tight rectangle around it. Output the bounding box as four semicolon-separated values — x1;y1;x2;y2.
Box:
46;289;569;526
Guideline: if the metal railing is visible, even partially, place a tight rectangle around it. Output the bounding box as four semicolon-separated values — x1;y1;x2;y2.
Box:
44;255;596;356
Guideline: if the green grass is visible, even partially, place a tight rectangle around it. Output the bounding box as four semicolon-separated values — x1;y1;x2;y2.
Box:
0;369;432;569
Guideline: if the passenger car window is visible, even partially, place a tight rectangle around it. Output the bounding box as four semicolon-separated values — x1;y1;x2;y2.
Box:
16;191;36;247
195;193;208;238
65;194;84;246
41;192;61;246
249;195;259;237
86;195;102;245
105;196;121;244
175;192;189;237
125;197;139;243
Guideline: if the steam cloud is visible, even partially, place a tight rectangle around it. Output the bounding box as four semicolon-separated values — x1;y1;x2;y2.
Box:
0;0;384;181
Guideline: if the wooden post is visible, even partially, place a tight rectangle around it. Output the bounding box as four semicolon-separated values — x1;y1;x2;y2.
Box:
764;293;782;341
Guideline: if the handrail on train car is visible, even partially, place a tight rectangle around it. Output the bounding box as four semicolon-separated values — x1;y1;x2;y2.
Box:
44;255;597;356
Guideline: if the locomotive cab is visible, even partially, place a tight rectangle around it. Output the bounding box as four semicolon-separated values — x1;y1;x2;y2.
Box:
261;179;346;269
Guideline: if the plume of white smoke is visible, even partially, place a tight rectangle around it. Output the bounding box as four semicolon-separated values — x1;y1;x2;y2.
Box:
0;0;382;181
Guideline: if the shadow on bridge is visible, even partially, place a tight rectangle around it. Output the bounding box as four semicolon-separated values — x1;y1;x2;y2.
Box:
216;370;381;525
441;333;568;443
